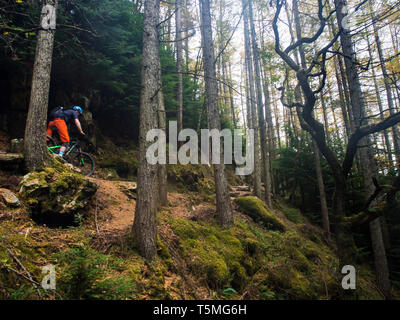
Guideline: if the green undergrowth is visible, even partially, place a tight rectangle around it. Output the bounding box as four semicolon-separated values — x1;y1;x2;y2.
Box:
168;164;215;195
275;200;305;224
96;146;138;180
0;188;386;300
53;243;141;299
0;219;173;300
161;204;383;300
167;163;243;203
164;213;324;299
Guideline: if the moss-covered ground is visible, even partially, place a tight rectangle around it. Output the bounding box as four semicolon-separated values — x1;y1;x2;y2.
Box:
0;186;386;300
0;143;391;299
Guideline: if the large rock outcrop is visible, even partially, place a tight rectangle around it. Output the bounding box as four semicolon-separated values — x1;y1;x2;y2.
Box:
19;167;97;227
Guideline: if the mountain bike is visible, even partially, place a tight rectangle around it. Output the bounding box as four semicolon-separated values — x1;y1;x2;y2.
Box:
46;135;95;177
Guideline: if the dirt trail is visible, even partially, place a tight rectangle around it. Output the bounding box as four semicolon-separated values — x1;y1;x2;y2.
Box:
88;177;136;233
88;178;253;233
230;185;252;198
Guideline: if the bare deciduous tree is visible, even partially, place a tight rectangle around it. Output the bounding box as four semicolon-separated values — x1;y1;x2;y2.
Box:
272;1;400;297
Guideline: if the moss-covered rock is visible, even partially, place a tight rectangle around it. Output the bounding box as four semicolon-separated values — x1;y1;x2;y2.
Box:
18;168;97;227
168;217;245;290
163;211;350;299
235;196;286;232
0;188;21;208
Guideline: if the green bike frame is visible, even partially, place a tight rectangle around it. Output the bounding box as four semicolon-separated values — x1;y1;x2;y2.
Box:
47;138;95;177
48;143;77;157
48;144;85;165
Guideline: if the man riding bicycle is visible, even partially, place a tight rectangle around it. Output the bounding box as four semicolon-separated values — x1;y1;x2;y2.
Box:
46;105;85;157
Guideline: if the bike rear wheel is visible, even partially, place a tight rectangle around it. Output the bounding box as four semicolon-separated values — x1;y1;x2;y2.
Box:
46;135;61;154
69;151;95;177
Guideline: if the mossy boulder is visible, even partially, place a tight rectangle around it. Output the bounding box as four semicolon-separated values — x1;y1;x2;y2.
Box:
19;167;97;227
235;196;286;232
184;238;230;287
168;217;247;290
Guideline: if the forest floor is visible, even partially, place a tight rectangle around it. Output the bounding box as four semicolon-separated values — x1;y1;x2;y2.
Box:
84;177;257;299
90;176;251;233
0;166;389;300
0;130;393;300
88;178;136;233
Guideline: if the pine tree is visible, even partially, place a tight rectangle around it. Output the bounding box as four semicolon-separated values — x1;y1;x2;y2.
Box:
24;0;58;171
133;0;161;260
199;0;233;227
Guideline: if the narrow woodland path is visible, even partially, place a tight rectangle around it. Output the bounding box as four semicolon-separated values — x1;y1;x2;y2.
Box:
88;179;253;234
229;185;252;198
88;178;137;233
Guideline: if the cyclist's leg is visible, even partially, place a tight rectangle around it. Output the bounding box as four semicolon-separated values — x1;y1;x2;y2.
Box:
55;119;70;156
46;121;54;141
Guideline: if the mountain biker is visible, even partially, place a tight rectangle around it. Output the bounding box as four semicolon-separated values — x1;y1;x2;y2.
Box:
46;106;85;157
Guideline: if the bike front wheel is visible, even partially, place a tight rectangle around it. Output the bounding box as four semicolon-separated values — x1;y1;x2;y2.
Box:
69;151;95;177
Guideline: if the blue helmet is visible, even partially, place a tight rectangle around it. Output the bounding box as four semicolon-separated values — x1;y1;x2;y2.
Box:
73;106;83;115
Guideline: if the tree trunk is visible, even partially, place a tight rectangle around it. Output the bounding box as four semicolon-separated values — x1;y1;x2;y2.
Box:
166;2;172;48
243;60;251;130
242;0;261;198
370;0;400;165
157;52;168;207
335;0;391;299
24;0;58;171
228;62;237;128
133;0;160;260
293;0;330;237
369;217;392;299
331;44;351;140
176;0;183;134
240;61;247;129
261;68;276;195
366;32;394;169
326;80;341;142
247;0;272;207
258;11;277;193
326;8;351;140
222;59;230;116
313;140;330;237
199;0;233;227
319;79;330;141
268;69;282;149
184;0;190;71
261;65;276;158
